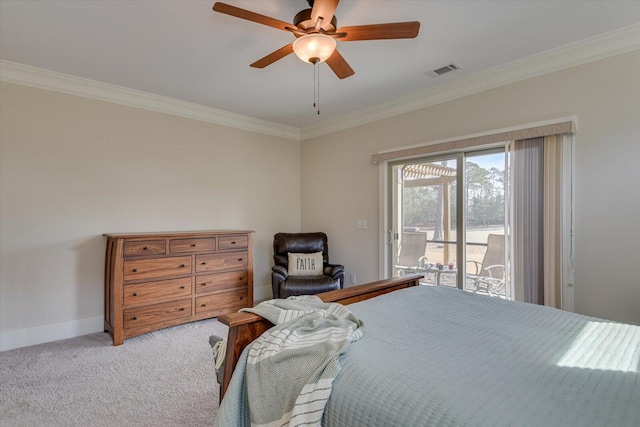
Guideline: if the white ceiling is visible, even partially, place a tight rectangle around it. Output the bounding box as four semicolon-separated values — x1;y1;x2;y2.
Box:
1;0;639;131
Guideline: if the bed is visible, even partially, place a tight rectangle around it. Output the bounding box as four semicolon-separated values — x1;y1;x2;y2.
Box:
216;274;640;426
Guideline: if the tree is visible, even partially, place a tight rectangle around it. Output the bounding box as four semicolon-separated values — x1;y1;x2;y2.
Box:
402;160;505;230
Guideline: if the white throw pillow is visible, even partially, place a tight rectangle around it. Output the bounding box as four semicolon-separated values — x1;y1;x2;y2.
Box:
288;252;323;276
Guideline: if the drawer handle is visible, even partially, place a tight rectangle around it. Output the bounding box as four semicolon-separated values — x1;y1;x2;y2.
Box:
133;316;138;320
239;296;244;300
180;286;185;289
238;258;243;262
201;262;207;265
180;264;186;268
143;247;148;250
191;244;196;247
132;268;138;273
133;292;138;297
200;283;207;286
201;303;207;307
231;241;236;245
179;307;185;311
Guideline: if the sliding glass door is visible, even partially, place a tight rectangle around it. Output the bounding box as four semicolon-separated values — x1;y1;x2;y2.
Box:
389;149;510;298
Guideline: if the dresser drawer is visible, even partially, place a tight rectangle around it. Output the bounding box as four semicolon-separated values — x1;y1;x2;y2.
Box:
124;240;166;257
169;237;216;253
218;235;249;250
195;289;247;315
195;271;248;294
123;256;192;281
124;277;192;306
123;299;192;329
196;251;248;273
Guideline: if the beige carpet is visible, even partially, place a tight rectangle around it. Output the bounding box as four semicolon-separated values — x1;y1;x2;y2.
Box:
0;319;228;426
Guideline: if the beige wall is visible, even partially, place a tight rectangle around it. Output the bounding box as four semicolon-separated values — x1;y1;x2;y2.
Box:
1;50;638;350
0;82;300;342
302;50;640;325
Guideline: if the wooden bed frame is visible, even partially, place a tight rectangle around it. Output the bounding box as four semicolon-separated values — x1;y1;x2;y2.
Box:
217;274;423;398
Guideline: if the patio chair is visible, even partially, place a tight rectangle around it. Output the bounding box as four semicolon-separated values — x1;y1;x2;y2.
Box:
466;234;505;297
395;232;432;276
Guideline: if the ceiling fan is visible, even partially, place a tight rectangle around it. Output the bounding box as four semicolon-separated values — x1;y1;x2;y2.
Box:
212;0;420;79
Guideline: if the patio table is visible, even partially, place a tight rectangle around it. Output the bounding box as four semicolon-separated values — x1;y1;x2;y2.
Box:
424;265;457;286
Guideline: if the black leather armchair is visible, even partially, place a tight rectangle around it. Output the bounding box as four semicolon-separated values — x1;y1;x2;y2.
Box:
271;232;345;299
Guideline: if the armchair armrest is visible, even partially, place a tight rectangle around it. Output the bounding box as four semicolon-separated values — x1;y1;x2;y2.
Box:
324;263;345;289
324;263;344;277
271;265;289;299
272;265;288;278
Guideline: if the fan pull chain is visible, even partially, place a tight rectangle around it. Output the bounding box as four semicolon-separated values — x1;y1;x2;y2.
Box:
312;61;320;115
309;58;321;115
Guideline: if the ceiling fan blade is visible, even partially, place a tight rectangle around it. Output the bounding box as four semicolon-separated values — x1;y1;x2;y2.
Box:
336;22;420;41
325;49;354;79
311;0;340;31
213;2;295;32
250;44;294;68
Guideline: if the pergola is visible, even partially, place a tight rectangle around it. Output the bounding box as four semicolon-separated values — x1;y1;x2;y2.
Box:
401;162;457;264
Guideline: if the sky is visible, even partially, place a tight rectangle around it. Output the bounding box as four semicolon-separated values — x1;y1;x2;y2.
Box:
468;152;505;171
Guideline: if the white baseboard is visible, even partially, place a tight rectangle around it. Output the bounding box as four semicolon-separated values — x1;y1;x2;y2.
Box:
0;315;104;352
1;286;274;352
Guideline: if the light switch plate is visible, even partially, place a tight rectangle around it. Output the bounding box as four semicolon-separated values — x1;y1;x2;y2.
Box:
356;219;367;230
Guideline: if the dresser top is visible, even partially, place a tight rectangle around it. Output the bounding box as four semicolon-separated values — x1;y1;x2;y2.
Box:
103;230;254;239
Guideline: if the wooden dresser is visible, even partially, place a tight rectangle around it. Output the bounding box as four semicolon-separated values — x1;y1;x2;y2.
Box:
103;230;253;345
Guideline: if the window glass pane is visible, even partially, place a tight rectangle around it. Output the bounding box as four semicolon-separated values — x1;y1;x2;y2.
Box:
395;158;458;288
464;152;507;298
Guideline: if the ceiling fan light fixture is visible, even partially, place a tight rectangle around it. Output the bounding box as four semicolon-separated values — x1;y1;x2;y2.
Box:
292;33;337;64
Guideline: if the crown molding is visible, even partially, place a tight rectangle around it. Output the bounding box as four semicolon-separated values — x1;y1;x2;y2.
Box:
2;24;638;142
0;60;301;141
300;23;640;140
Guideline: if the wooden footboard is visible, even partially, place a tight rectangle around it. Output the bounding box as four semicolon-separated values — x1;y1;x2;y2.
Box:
217;274;423;399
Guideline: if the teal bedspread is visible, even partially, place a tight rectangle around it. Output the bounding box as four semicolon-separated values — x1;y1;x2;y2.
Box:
218;286;640;426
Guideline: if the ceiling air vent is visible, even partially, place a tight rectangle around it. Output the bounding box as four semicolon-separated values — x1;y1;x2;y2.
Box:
427;63;461;78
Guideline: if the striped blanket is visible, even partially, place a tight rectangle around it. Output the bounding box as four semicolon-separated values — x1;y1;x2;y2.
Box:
214;295;364;427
